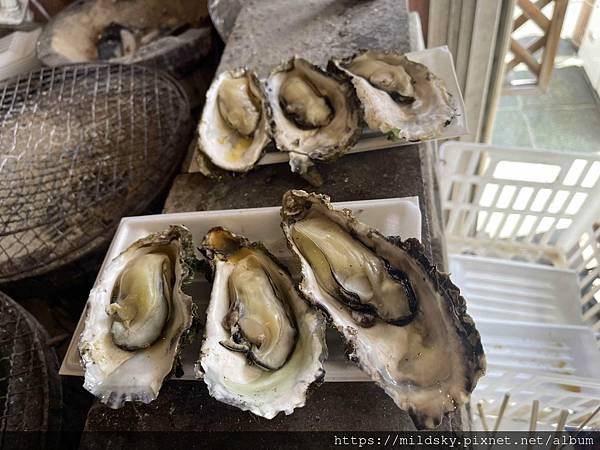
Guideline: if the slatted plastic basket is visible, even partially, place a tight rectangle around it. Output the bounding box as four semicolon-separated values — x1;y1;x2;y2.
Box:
439;141;600;430
441;141;600;331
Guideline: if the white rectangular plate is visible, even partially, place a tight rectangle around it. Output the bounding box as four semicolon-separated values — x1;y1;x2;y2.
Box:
186;46;467;173
60;197;422;382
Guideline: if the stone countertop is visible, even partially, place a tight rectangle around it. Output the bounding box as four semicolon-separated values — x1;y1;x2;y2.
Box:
171;143;446;268
166;146;434;255
218;0;410;77
81;381;464;440
83;381;419;433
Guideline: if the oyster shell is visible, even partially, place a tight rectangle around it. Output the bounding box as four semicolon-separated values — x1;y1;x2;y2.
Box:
265;57;361;175
197;227;327;418
329;51;456;142
79;225;195;408
197;68;271;172
280;190;485;428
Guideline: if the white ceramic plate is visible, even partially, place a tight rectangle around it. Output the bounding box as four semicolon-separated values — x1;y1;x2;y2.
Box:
60;196;422;382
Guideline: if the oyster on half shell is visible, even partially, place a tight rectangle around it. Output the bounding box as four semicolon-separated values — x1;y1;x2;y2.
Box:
196;227;327;419
79;225;196;408
280;190;485;428
265;57;361;175
197;68;271;173
329;51;456;142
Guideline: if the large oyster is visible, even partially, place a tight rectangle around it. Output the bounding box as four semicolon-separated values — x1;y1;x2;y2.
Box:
280;190;485;428
79;225;195;408
265;57;361;175
329;51;455;142
197;227;327;418
197;68;271;172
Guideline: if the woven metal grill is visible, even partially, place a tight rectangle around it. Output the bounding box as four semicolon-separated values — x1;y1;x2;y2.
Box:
0;291;61;439
0;64;191;283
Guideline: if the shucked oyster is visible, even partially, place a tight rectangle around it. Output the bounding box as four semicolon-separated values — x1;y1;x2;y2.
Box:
196;227;327;418
281;191;485;428
79;225;195;408
197;68;271;172
107;253;173;351
265;57;361;175
329;51;455;141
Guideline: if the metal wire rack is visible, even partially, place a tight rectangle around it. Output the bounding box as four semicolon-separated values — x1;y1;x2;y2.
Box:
0;64;192;283
0;290;61;441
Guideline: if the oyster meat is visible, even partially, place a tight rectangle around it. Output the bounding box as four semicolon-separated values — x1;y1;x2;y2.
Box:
265;57;361;175
281;190;485;428
107;253;173;351
79;225;195;408
330;51;455;142
197;227;327;418
197;68;271;172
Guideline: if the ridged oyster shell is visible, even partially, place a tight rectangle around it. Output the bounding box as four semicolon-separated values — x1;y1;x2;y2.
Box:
197;68;271;172
265;57;361;175
196;227;327;419
329;50;456;142
79;225;195;408
280;190;485;428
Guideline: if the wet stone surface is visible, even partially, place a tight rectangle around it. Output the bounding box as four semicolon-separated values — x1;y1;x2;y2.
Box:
218;0;411;77
165;145;434;258
83;380;463;438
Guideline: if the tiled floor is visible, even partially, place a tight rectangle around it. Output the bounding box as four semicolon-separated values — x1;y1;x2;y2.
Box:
493;65;600;153
493;35;600;154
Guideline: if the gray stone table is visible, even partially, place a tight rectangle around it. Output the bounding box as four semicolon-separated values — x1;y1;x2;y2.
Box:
218;0;411;76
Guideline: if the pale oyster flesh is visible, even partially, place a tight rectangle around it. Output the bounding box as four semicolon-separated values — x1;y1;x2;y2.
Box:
279;75;333;128
197;227;327;419
329;51;455;141
79;225;195;408
281;190;485;429
217;77;261;136
290;215;416;326
346;58;415;102
197;69;271;172
107;253;173;351
221;253;297;371
265;57;360;174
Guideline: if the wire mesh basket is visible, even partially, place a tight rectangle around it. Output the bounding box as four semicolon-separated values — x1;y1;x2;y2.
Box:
0;291;61;439
0;64;192;283
440;141;600;430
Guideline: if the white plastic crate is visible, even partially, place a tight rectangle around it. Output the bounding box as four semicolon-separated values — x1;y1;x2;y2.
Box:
440;142;600;332
473;315;600;427
473;370;600;430
476;319;600;378
440;142;600;430
472;318;600;430
449;254;583;325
